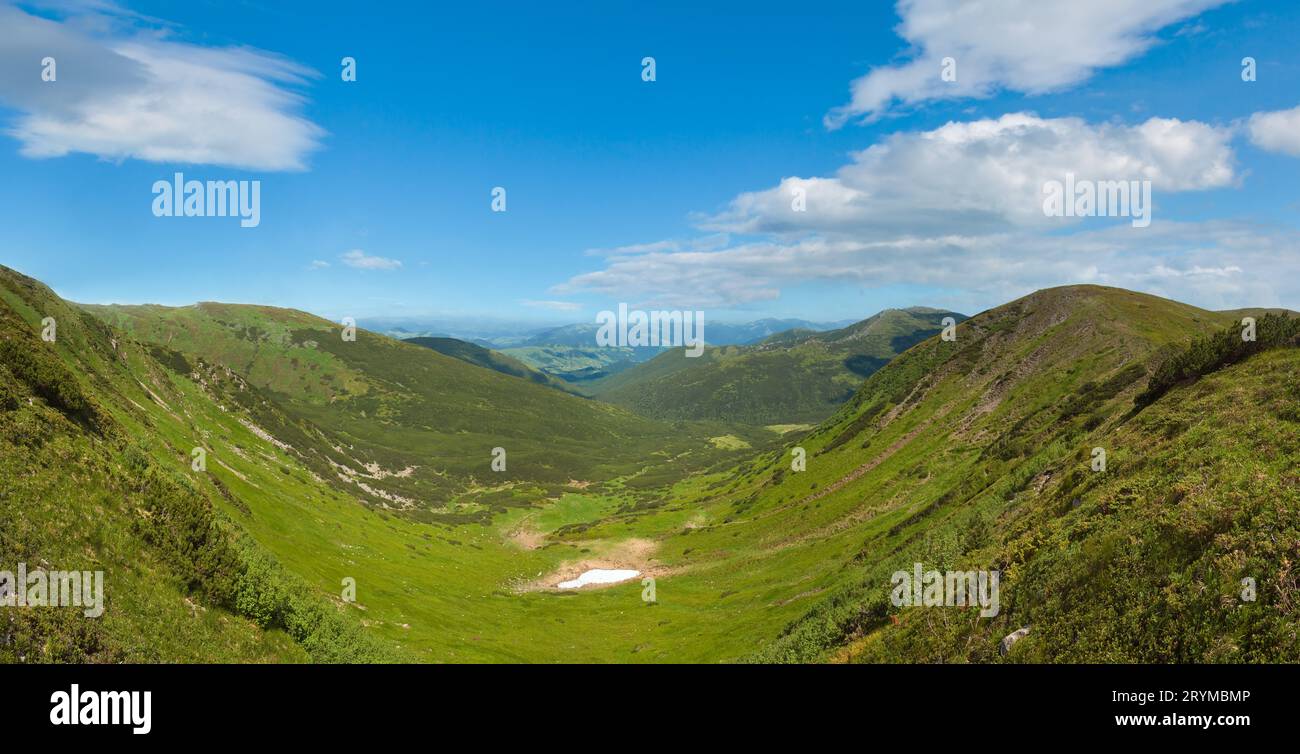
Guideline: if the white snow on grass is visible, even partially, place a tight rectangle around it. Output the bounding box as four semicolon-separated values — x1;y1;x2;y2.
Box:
556;569;641;589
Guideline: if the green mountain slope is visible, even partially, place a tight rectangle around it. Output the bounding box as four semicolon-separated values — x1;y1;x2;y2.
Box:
0;267;398;662
402;336;583;395
678;284;1296;662
585;308;965;425
3;267;787;662
85;301;766;515
500;343;652;384
8;269;1296;665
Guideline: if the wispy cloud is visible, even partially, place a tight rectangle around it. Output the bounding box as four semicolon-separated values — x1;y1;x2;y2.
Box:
307;259;330;270
826;0;1229;127
558;221;1300;313
340;250;402;270
0;1;324;170
583;234;732;257
520;299;582;312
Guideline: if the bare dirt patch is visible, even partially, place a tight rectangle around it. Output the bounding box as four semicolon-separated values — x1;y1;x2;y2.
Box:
518;537;672;592
507;524;546;551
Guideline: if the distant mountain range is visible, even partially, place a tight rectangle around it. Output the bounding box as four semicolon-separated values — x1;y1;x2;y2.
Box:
509;317;854;349
364;316;851;348
356;316;558;348
397;309;968;427
495;317;862;384
402;336;583;396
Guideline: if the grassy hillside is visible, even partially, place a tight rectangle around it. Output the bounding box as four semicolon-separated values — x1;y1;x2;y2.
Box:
7;270;1296;664
0;267;398;662
402;336;582;395
843;344;1300;662
687;285;1296;662
501;343;653;384
586;308;965;425
2;268;811;662
86;301;768;515
2;266;799;662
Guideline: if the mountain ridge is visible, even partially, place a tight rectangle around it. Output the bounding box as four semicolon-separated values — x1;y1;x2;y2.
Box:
585;306;967;425
401;335;584;396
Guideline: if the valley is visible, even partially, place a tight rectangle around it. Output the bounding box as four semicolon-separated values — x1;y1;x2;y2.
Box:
3;266;1297;663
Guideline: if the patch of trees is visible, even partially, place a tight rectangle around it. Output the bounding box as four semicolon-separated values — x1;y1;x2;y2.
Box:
1135;313;1300;408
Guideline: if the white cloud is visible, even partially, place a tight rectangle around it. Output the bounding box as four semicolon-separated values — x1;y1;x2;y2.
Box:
308;259;330;270
826;0;1228;127
583;234;732;257
1146;263;1242;278
556;222;1300;313
1247;106;1300;157
520;299;582;312
340;250;402;270
704;113;1235;239
556;111;1273;312
0;3;323;171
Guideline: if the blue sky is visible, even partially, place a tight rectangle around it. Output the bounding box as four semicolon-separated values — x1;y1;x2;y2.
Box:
2;0;1299;324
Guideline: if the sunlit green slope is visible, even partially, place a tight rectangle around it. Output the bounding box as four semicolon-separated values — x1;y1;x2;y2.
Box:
86;300;768;515
0;266;394;662
681;285;1298;662
403;336;582;395
587;308;965;425
7;270;1295;664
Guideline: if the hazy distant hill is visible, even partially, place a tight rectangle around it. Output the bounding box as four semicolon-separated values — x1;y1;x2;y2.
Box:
585;308;966;425
516;317;845;349
402;336;583;395
502;317;853;384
